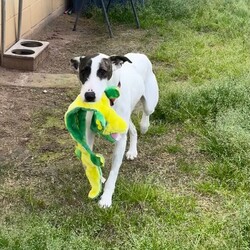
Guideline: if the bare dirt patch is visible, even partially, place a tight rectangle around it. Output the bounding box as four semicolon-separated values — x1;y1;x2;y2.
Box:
31;15;153;74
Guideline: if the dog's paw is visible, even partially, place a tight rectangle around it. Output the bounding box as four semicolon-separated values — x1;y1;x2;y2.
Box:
126;150;138;160
140;118;150;134
140;125;149;134
98;195;112;208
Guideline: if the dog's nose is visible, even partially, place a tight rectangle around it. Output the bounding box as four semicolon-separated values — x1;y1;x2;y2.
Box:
84;91;96;102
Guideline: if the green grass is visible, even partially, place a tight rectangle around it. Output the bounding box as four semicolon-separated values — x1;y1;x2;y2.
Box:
1;180;250;249
2;0;250;249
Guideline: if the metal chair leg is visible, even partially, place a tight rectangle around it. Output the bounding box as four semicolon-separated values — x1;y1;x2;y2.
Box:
130;0;140;28
106;0;112;12
73;0;85;31
72;0;139;37
100;0;114;38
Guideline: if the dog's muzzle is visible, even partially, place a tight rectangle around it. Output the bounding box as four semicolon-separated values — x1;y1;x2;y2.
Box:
85;91;96;102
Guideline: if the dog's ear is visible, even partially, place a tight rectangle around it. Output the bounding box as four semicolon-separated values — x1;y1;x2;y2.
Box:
109;55;132;68
70;56;81;71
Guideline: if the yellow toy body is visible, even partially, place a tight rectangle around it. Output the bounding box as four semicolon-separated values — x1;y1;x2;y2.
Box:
65;90;127;199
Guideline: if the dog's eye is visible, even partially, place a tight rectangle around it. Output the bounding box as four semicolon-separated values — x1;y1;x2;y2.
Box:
80;66;91;76
97;68;108;79
81;66;91;73
99;69;107;75
79;66;91;83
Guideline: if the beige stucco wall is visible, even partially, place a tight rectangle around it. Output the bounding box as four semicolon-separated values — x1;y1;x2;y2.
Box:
0;0;67;50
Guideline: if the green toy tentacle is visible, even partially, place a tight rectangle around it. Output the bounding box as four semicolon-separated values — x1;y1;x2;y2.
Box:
66;108;105;167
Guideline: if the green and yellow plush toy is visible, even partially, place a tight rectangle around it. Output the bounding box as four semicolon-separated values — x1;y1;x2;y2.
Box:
65;87;127;199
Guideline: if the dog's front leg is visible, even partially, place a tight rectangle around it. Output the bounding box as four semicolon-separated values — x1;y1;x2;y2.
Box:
99;133;127;208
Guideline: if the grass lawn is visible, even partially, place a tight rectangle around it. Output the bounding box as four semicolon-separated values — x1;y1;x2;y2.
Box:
1;0;250;249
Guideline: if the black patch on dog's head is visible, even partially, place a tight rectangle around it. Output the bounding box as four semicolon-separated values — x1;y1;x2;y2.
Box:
79;57;91;84
78;54;99;84
97;58;112;80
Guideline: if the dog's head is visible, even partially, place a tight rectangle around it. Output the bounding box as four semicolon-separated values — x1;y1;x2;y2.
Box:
70;53;131;102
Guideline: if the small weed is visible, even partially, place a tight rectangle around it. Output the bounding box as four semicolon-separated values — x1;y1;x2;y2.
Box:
144;121;168;136
18;188;47;211
116;179;158;205
42;116;65;129
177;160;201;175
195;180;221;195
166;144;183;154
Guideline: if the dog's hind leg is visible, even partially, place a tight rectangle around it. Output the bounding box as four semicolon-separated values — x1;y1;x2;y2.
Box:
126;120;138;160
140;72;159;134
143;72;159;115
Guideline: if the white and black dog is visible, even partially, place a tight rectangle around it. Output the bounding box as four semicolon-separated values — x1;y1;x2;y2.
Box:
71;53;159;208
